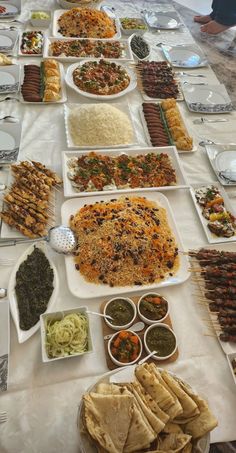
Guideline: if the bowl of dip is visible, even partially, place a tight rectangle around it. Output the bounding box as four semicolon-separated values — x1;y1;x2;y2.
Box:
108;329;142;366
138;293;169;325
120;17;148;36
144;323;177;361
104;297;136;331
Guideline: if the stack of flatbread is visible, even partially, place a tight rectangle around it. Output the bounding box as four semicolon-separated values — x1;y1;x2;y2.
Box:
82;363;217;453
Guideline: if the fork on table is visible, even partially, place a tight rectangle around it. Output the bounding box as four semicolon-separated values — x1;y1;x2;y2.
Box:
0;412;7;424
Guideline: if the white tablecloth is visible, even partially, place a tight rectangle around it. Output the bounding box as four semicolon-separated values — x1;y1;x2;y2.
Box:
0;1;236;451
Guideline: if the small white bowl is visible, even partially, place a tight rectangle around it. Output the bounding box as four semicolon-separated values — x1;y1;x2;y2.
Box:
108;330;142;367
30;10;51;27
138;293;169;325
120;17;148;36
40;306;93;363
104;297;136;331
144;323;177;361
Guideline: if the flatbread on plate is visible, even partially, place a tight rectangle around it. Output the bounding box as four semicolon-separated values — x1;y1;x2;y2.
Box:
135;365;175;411
124;398;157;453
157;433;192;452
83;392;133;453
147;364;183;420
132;381;169;424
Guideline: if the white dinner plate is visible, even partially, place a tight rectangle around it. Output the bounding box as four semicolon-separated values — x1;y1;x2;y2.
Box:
43;36;133;62
64;102;138;149
0;2;18;16
0;29;18;52
183;84;233;113
61;191;189;299
0;121;21;165
190;182;236;244
7;242;59;344
144;10;182;29
53;10;121;39
62;146;188;197
0;64;19;93
161;44;208;68
205;144;236;186
65;60;137;100
77;366;210;453
0;299;10;392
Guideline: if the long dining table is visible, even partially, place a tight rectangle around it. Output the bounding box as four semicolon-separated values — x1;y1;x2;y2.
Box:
0;0;236;452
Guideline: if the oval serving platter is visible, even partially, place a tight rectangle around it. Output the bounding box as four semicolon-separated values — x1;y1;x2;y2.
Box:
7;242;59;343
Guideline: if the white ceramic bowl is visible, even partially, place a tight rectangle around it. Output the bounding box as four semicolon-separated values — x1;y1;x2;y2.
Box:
40;306;93;362
30;10;51;27
137;292;169;325
104;297;137;331
144;323;177;361
108;330;142;367
120;18;148;36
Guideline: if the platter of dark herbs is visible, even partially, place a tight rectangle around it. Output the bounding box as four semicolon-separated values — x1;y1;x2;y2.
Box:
8;243;59;343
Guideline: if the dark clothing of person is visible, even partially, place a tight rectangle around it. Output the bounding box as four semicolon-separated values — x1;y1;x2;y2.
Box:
210;0;236;26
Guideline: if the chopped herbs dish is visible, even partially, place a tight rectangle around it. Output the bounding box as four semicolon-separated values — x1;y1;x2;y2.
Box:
15;247;54;330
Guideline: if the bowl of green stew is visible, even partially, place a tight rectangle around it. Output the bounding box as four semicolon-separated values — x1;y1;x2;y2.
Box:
144;323;177;361
104;297;136;331
138;293;169;325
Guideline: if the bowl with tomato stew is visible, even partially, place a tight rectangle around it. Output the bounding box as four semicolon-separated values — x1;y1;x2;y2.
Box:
108;330;142;366
104;297;136;331
138;293;169;325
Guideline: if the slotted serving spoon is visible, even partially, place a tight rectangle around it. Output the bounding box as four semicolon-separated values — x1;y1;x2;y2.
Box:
0;225;77;255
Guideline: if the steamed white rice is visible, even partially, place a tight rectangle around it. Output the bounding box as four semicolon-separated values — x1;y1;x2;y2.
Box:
68;104;134;146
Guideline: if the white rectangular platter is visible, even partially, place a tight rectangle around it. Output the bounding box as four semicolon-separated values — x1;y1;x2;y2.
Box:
64;102;139;149
190;182;236;244
61;191;189;299
140;104;197;154
18;30;44;57
43;36;133;62
62;146;188;198
19;62;67;104
53;10;121;39
183;83;233;113
191;242;236;355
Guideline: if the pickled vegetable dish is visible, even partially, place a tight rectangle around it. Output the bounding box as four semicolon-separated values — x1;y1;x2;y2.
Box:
140;294;168;321
110;330;140;363
106;299;134;326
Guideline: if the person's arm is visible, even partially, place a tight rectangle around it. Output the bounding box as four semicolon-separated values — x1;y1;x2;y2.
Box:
214;0;236;25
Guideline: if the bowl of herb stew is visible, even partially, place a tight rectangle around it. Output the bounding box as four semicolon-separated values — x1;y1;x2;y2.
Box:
104;297;136;330
108;330;142;366
144;323;177;361
138;292;169;325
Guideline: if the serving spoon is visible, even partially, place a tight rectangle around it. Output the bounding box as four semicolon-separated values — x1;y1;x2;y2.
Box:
0;225;77;255
104;321;145;340
138;350;157;365
87;311;113;321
